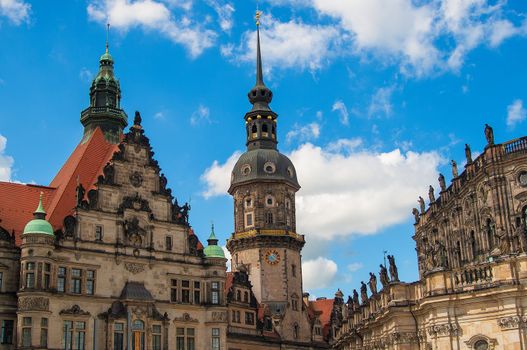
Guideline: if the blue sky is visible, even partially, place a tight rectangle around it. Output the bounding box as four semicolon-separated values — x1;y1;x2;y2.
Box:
1;0;527;299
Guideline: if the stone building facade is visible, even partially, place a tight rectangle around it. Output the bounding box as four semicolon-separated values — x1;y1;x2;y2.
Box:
0;17;332;350
329;127;527;350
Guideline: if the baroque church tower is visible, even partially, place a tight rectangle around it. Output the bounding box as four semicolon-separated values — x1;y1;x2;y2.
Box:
226;12;312;344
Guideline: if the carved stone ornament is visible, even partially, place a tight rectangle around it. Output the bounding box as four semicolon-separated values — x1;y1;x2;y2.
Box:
174;313;199;323
19;297;49;311
427;323;460;337
124;262;145;274
60;305;91;316
130;172;143;188
211;311;228;322
497;315;527;329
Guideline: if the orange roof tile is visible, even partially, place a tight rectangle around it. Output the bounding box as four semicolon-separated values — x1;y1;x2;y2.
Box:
309;298;335;337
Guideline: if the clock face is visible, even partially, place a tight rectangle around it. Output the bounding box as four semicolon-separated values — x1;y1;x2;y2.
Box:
265;250;280;265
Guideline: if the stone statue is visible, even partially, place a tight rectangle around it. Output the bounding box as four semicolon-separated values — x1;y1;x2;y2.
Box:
434;240;447;268
428;185;435;203
495;228;510;255
387;255;399;282
412;208;420;224
418;196;426;214
451;160;458;178
134;111;142;126
516;220;527;253
102;162;115;185
484;123;494;145
76;183;85;207
352;289;360;309
465;144;473;164
368;272;378;295
360;281;368;304
438;173;446;192
379;264;389;288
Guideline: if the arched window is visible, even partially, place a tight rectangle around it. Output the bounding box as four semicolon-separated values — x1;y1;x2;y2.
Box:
132;320;145;350
262;123;268;137
243;291;249;303
486;219;494;249
474;339;489;350
236;290;241;301
272;125;276;139
266;212;274;224
265;195;275;207
456;240;462;266
251;124;257;138
470;231;477;258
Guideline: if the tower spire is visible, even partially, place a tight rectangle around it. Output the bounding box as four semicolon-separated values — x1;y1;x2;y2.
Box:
106;23;110;54
255;10;264;86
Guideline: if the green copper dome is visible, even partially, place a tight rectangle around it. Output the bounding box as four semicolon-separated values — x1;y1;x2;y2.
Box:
23;193;54;236
204;224;225;259
99;51;113;62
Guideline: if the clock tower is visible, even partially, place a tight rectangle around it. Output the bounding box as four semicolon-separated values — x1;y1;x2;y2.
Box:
226;11;311;344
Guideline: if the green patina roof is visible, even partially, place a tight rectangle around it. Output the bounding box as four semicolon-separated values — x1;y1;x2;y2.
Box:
23;193;54;236
100;51;113;62
204;224;225;259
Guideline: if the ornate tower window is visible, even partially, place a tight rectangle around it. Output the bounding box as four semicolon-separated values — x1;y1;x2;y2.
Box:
25;262;35;289
266;212;274;224
265;195;275;207
264;162;276;174
245;212;254;228
244;197;253;209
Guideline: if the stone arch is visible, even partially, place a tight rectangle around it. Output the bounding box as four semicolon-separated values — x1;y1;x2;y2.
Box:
464;334;497;349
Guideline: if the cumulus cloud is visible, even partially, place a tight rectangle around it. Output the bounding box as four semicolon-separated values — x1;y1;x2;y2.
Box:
302;257;338;291
201;140;442;239
258;0;526;76
200;151;242;198
0;134;14;181
87;0;216;57
507;99;526;129
206;0;234;33
0;0;30;24
222;14;341;72
332;100;349;125
286;122;320;143
190;104;212;125
221;245;231;271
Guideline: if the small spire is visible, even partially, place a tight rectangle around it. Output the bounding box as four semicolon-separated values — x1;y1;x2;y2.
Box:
34;192;46;219
106;23;110;54
255;10;264;86
208;222;217;242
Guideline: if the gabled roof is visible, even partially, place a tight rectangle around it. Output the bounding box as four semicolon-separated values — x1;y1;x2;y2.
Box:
308;298;335;337
120;281;154;301
0;128;119;245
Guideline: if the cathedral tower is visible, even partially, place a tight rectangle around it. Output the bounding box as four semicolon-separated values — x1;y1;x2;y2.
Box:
226;11;311;343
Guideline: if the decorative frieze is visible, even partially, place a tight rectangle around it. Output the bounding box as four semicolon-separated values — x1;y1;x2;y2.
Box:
174;313;199;323
124;262;145;274
60;305;90;316
19;297;49;311
497;315;527;329
427;323;460;337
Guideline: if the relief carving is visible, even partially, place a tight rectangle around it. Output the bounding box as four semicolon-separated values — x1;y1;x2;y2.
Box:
124;262;145;274
60;305;90;316
211;311;228;322
19;297;49;311
174;313;199;323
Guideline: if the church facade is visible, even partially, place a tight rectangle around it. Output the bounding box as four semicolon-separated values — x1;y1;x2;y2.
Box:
328;128;527;350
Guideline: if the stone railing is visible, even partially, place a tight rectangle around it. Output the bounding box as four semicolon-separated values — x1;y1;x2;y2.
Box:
452;263;493;288
504;136;527;155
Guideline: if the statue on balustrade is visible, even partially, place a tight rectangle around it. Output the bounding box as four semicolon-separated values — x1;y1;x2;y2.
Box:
360;282;368;304
352;289;360;310
387;255;399;282
465;144;473;164
495;228;510;255
418;196;426;214
438;173;446;192
379;264;390;288
428;185;435;203
368;272;377;295
515;219;527;253
484;123;494;146
433;240;447;268
451;160;459;178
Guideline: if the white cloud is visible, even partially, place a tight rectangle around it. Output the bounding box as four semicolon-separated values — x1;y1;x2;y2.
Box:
332;100;349;125
190;104;211;125
223;14;341;72
0;134;14;181
347;262;363;272
506;99;526;129
302;257;338;291
87;0;216;57
0;0;30;24
256;0;526;76
368;86;395;118
154;111;166;120
79;67;93;83
206;0;234;33
286;122;320;143
200;151;242;198
221;245;231;271
201;140;442;239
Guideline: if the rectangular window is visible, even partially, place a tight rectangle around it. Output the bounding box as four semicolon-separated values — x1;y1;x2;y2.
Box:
43;263;51;289
176;328;194;350
26;262;35;289
165;236;173;251
211;328;220;350
70;269;82;294
1;320;14;344
40;318;48;347
113;323;124;350
86;270;95;295
58;267;66;292
211;281;220;305
193;281;201;304
315;327;322;336
176;328;185;350
181;280;190;303
22;317;32;347
245;312;255;325
187;328;195;350
231;311;240;323
292;299;299;311
74;321;86;350
245;213;253;228
95;225;103;241
63;321;73;350
170;279;178;302
152;325;161;350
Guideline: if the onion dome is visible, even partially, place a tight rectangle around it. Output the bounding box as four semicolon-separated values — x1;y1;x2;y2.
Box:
204;224;225;259
23;193;54;236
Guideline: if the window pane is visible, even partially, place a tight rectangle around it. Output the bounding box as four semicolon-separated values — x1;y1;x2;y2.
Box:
1;320;14;344
40;328;48;347
114;323;123;332
187;328;194;336
22;328;31;347
41;318;48;327
72;269;81;277
23;317;32;326
113;333;123;350
152;325;161;333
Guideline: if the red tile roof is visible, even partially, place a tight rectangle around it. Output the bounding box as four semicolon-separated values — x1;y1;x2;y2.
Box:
0;128;118;245
309;298;335;337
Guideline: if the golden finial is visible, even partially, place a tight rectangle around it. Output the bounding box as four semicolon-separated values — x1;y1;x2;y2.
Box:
106;23;110;53
255;1;261;28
